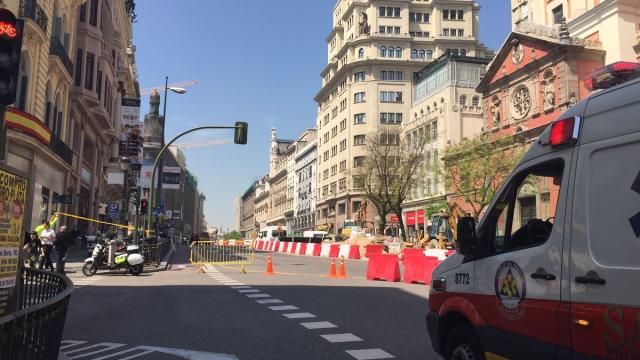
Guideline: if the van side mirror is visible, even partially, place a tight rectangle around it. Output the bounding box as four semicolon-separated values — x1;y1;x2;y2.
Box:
457;217;478;255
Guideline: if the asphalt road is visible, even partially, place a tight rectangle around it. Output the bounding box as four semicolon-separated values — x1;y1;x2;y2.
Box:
61;245;439;360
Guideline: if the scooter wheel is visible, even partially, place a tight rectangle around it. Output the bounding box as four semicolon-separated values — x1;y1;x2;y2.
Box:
129;264;143;276
82;262;97;276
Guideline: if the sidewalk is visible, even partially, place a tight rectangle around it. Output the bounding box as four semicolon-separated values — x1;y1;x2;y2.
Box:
61;245;175;274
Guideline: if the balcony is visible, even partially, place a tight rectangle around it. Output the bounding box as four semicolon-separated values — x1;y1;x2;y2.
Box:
50;37;73;75
49;132;73;166
19;0;48;34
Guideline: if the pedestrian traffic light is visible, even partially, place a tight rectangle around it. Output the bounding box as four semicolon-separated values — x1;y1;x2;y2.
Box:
140;199;148;215
234;121;248;145
0;9;23;106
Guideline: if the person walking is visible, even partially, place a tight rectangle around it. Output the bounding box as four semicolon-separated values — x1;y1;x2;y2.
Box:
55;225;70;274
38;222;55;271
22;231;40;269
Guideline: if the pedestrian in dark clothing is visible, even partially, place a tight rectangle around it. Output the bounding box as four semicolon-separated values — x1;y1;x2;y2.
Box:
38;222;55;271
22;231;40;269
55;225;70;274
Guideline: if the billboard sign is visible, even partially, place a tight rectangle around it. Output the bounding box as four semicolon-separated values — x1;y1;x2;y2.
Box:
162;167;181;190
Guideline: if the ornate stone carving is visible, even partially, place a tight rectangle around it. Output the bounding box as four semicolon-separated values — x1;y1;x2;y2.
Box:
491;95;501;127
543;70;555;111
359;12;370;36
511;38;524;65
511;85;531;120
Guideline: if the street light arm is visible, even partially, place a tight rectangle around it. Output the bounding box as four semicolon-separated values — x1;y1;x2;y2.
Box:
146;125;243;234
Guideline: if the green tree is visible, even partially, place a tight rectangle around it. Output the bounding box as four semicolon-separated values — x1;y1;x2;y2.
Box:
442;135;525;220
225;230;242;239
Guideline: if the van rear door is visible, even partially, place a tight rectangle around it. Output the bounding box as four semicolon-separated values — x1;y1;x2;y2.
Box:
568;80;640;359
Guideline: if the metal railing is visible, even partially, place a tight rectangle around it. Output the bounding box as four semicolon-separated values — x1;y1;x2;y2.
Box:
190;241;255;273
50;36;74;75
19;0;48;33
0;267;73;359
142;240;171;267
49;132;73;166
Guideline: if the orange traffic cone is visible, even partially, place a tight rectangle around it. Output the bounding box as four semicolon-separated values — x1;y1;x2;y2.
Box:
328;258;337;278
265;254;275;275
338;257;347;278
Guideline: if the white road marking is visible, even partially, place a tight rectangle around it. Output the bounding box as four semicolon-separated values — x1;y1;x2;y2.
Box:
230;286;250;289
116;350;154;360
64;342;126;358
268;305;299;311
237;289;260;293
345;349;395;359
300;321;337;330
136;345;239;359
223;283;243;286
246;293;270;298
283;312;316;319
321;333;363;343
60;340;88;349
89;348;149;360
256;299;283;304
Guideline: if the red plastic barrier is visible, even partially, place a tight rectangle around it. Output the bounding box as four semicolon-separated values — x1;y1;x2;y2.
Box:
299;243;307;255
329;244;340;258
282;242;290;253
365;244;384;257
257;241;263;250
366;254;401;282
223;240;229;246
289;243;297;254
348;245;361;259
446;250;456;257
270;242;277;251
403;248;425;257
403;255;440;284
312;243;322;256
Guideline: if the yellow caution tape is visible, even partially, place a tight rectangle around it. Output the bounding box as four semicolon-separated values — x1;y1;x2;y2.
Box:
57;212;153;234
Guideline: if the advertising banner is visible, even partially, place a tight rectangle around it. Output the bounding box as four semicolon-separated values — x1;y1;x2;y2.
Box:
162;167;181;190
0;168;28;315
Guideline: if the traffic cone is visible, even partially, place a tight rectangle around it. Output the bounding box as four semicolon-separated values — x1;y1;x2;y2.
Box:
338;257;347;278
265;254;275;275
328;258;337;278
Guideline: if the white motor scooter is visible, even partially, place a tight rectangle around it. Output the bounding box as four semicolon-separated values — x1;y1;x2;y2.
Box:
82;239;145;276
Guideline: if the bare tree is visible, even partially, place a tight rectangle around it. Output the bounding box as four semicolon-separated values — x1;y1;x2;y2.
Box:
442;135;525;220
355;128;428;240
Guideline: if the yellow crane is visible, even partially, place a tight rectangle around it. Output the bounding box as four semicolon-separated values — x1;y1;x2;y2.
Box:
139;80;200;96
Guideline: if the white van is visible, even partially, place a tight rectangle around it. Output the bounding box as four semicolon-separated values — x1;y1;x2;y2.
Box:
427;62;640;360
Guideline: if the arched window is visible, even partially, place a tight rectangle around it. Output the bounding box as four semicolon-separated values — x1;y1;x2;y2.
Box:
380;46;386;57
387;47;394;58
460;49;466;56
395;47;402;58
15;54;29;111
452;49;459;55
459;95;467;106
418;50;425;59
411;49;417;59
471;96;480;107
358;48;365;59
426;50;433;59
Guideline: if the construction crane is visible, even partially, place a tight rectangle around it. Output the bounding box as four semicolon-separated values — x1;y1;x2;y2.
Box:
139;80;200;96
172;139;233;150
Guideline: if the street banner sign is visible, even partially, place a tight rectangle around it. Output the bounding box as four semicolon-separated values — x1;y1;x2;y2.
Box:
107;203;119;219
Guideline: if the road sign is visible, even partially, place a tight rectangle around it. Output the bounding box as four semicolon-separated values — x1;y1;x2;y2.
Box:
107;203;119;219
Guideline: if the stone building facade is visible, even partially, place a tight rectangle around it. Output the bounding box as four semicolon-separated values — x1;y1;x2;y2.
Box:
292;139;317;233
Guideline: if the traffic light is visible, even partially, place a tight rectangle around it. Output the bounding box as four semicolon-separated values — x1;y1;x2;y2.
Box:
0;9;23;106
139;199;148;215
234;121;248;145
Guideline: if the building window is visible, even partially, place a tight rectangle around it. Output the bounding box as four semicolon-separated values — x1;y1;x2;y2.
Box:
354;135;365;145
339;160;347;172
395;47;402;58
338;202;346;214
323;169;329;180
354;113;365;124
332;126;338;137
411;49;418;59
380;113;403;124
354;92;366;103
89;0;98;26
410;12;430;23
459;95;467;106
354;156;365;167
340;119;347;130
380;91;402;103
358;48;365;58
379;7;401;18
331;165;337;176
331;145;337;156
338;179;346;192
460;49;467;56
380;70;403;80
442;28;449;36
354;71;365;82
16;56;28;112
340;139;347;151
79;3;86;22
427;50;433;59
552;5;563;24
458;29;464;37
85;52;95;90
75;49;83;86
380;46;386;57
380;133;400;145
472;96;479;107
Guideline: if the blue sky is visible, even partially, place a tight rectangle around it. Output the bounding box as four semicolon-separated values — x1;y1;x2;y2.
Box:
133;0;511;231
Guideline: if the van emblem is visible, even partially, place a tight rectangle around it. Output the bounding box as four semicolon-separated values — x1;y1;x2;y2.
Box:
630;171;640;238
494;261;527;320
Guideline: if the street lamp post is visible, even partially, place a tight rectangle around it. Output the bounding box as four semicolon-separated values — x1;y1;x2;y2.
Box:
119;156;131;230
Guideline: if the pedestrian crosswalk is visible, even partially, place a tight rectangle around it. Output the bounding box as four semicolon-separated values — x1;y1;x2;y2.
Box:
59;340;239;359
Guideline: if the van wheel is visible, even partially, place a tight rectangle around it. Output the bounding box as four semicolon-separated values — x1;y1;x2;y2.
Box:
444;326;484;360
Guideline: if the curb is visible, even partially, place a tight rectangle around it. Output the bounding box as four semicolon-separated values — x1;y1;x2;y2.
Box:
143;247;175;273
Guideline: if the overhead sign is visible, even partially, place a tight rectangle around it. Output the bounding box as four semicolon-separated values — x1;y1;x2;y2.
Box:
162;166;181;190
0;168;28;315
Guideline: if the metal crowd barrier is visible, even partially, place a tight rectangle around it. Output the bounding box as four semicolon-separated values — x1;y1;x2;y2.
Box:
190;240;255;273
142;240;171;267
0;267;73;359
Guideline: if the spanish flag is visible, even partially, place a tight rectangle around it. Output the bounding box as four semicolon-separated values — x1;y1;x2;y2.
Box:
5;107;51;146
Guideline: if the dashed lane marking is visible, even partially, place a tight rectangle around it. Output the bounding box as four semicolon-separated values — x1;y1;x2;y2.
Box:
283;312;316;319
321;333;363;343
237;289;260;293
256;299;283;304
300;321;338;330
231;285;251;289
268;305;299;311
345;349;395;360
60;340;88;350
246;293;271;298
